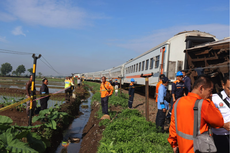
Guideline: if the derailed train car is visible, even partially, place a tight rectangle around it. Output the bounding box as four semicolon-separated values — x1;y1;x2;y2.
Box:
185;37;230;93
81;31;229;96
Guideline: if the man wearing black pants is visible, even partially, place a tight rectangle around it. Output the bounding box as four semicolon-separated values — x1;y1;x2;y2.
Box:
100;76;113;116
212;74;230;153
156;77;170;133
40;78;50;110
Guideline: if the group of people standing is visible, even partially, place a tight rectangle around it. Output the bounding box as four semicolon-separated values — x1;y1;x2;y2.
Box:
154;71;230;153
26;75;50;118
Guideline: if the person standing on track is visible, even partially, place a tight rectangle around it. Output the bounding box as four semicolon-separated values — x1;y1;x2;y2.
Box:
100;76;113;116
172;71;185;103
212;74;230;153
40;78;50;110
128;78;135;109
65;77;72;103
181;70;191;95
168;75;228;153
156;74;165;105
26;75;36;117
156;77;170;133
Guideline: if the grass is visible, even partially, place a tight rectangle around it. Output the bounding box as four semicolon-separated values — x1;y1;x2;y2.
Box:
0;76;65;82
86;81;172;153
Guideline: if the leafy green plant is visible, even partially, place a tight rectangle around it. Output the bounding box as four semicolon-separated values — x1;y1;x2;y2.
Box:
0;115;46;153
32;106;69;130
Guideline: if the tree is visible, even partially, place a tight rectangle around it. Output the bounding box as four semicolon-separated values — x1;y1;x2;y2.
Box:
27;68;33;75
12;71;17;76
38;72;42;78
16;65;26;76
0;63;12;75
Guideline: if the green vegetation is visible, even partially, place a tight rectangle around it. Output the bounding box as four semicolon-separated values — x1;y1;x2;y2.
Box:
0;62;12;76
98;109;171;153
0;96;26;112
86;81;171;153
0;115;45;153
15;65;26;76
0;103;71;153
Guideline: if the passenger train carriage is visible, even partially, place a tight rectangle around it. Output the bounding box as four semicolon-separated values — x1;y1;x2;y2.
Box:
81;30;229;94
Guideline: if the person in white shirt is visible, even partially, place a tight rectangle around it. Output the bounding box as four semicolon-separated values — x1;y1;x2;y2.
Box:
212;74;230;153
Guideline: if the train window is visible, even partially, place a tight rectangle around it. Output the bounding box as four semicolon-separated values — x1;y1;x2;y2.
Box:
155;55;160;68
146;59;149;70
150;58;154;69
139;62;141;71
142;61;145;71
136;63;138;72
134;65;135;73
132;65;134;73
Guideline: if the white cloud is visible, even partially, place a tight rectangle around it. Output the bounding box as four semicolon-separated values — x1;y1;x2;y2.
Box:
0;36;7;43
3;0;107;28
110;24;230;53
0;11;16;22
12;26;26;36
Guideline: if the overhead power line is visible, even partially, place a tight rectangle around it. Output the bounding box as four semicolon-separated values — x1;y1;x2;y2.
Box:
39;58;62;75
0;49;38;55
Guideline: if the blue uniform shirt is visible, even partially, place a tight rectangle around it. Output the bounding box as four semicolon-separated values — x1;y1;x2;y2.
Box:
172;80;185;100
182;76;191;95
157;84;169;110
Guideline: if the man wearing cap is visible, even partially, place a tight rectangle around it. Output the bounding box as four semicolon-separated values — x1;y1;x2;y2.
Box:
156;74;165;105
156;77;170;133
128;78;135;109
172;71;185;103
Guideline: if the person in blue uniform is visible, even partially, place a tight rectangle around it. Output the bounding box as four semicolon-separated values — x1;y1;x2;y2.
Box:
172;71;185;103
181;70;191;95
156;77;170;133
128;78;135;109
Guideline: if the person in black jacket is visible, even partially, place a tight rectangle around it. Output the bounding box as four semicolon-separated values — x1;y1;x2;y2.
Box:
128;78;135;109
40;78;50;110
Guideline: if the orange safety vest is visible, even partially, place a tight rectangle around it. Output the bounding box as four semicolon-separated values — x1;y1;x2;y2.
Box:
168;92;224;153
155;80;162;102
100;81;114;98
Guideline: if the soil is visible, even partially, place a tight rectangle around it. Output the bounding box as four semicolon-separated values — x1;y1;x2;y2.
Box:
79;101;104;153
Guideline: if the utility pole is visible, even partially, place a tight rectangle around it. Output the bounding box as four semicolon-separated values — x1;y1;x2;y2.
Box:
28;54;41;126
140;73;153;121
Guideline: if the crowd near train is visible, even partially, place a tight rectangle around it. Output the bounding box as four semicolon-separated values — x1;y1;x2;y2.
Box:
80;30;229;95
77;30;230;153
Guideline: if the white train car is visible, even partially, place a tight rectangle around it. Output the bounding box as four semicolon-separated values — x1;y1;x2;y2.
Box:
110;64;125;84
93;71;102;81
124;31;217;88
101;69;112;80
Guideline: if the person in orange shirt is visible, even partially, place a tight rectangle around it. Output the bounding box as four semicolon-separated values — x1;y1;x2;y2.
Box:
168;75;229;153
100;76;114;115
155;74;165;104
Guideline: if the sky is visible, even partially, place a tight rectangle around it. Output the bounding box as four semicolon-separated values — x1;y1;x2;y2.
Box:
0;0;229;76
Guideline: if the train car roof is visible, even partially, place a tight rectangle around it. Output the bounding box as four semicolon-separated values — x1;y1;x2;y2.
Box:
125;30;216;65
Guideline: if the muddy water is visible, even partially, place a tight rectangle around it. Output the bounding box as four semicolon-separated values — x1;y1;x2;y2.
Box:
55;91;93;153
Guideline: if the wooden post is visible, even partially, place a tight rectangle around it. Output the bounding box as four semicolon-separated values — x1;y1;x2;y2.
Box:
140;73;153;121
118;77;123;96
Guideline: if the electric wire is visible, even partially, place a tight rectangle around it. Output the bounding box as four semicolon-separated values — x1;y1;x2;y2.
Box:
39;58;61;75
0;49;38;55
